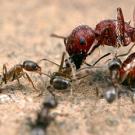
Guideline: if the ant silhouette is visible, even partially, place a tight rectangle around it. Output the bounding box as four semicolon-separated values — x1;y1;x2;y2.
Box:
28;90;58;135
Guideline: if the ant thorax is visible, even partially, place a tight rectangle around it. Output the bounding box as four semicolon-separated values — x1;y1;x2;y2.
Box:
5;65;23;82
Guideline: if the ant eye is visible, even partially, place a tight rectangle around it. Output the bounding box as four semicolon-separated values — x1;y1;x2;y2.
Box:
80;38;86;45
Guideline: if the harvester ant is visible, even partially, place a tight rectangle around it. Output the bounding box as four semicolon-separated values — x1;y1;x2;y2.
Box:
51;7;135;69
51;25;96;69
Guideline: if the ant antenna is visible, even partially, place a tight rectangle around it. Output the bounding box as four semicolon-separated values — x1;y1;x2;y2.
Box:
84;52;111;67
92;52;111;66
58;52;66;72
117;43;135;57
50;33;66;39
133;7;135;27
40;72;51;78
38;58;60;67
50;33;67;45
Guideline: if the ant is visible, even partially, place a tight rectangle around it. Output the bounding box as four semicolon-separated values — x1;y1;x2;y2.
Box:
0;60;44;91
38;52;111;94
51;25;96;69
104;43;135;103
28;91;58;135
51;7;135;69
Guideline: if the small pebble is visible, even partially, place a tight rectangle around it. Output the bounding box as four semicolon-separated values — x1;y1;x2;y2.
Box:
0;94;13;103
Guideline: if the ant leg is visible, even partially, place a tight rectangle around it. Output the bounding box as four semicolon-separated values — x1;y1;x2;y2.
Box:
23;72;38;91
58;52;65;72
128;78;135;103
47;85;56;99
87;44;100;56
3;64;8;84
11;70;22;86
128;89;134;103
16;76;21;86
84;52;110;68
37;59;60;67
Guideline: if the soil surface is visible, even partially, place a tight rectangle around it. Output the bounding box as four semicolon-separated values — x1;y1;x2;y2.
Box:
0;0;135;135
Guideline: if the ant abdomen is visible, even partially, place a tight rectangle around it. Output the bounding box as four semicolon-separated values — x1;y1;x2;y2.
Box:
23;60;41;72
50;76;71;90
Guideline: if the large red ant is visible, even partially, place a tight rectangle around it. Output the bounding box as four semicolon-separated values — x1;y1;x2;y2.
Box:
51;25;96;69
51;7;135;69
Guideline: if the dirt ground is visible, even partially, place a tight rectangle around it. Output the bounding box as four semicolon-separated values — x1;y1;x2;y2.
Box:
0;0;135;135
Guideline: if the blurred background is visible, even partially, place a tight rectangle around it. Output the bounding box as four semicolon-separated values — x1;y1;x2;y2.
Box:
0;0;135;135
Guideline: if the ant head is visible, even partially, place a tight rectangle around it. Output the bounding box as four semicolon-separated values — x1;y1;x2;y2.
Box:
108;57;122;71
67;25;95;55
50;74;71;90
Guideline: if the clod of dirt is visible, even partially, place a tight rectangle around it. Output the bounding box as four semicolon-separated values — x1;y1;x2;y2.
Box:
105;116;119;126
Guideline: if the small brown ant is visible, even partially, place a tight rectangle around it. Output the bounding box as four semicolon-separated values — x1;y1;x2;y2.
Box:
0;60;44;91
